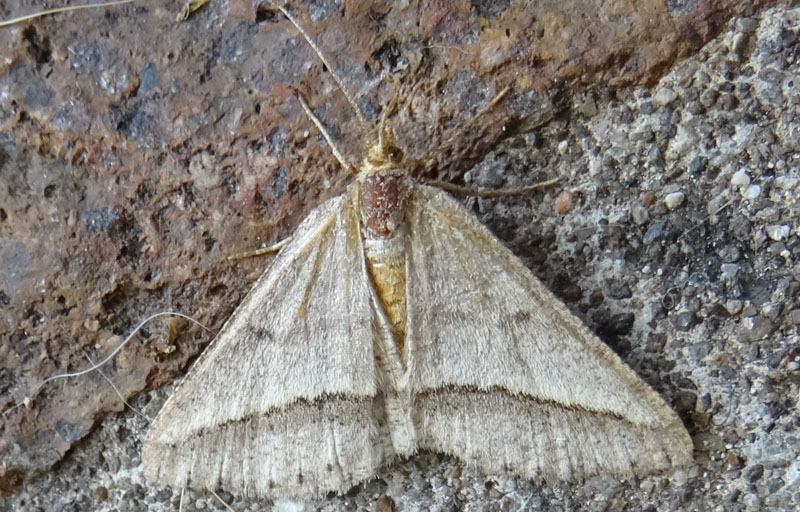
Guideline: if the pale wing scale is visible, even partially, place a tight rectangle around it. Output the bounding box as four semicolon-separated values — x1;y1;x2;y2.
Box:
143;187;386;498
405;185;693;479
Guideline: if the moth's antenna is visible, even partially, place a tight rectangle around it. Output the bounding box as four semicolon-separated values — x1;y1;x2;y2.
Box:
0;0;136;27
269;1;368;128
295;90;355;173
210;489;236;511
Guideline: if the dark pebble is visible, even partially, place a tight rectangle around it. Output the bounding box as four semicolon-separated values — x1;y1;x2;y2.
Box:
672;391;697;417
139;61;158;92
688;155;709;176
721;94;739;110
744;463;764;482
643;220;667;244
55;419;84;443
699;88;718;107
594;311;635;336
607;282;632;300
674;311;698;331
83;206;119;232
767;477;785;493
646;333;667;353
687;101;705;115
640;101;656;114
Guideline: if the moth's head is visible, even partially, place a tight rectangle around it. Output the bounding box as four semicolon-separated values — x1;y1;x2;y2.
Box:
363;123;404;173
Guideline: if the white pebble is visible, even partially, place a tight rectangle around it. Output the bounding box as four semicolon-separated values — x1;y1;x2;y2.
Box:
731;169;751;187
766;225;790;241
557;139;569;154
274;501;308;512
742;184;762;200
775;176;798;189
654;87;678;105
664;191;685;210
720;263;739;279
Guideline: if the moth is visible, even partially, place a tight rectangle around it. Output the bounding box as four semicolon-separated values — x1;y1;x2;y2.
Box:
142;3;693;500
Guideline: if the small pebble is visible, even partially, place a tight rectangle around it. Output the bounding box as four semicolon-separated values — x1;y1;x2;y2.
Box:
767;477;785;493
775;176;798;189
664;191;685;210
720;263;739;279
761;303;782;320
376;495;397;512
745;463;765;482
725;300;743;315
95;486;109;501
737;17;758;34
631;203;649;224
742;184;762;200
643;220;667;244
726;450;743;468
674;311;698;331
766;225;790;241
557;139;569;154
554;190;574;214
654;86;678;105
731;169;751;187
642;192;657;206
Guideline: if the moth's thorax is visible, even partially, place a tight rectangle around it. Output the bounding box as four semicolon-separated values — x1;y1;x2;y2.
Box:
358;169;410;238
358;168;410;363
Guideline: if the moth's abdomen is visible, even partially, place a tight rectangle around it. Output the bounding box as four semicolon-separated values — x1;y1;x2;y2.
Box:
364;239;407;354
359;171;411;360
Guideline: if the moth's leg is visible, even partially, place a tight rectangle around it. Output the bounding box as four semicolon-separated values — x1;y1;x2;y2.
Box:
226;238;291;262
426;178;559;197
441;85;511;150
420;85;558;196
